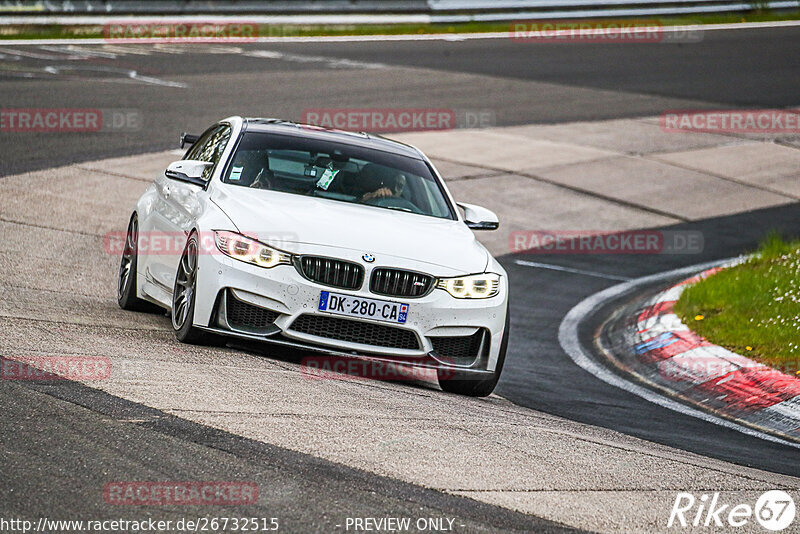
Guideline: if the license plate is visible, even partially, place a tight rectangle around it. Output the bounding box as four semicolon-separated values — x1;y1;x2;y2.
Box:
318;291;409;324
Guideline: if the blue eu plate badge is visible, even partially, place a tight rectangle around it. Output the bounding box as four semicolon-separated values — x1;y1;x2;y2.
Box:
318;291;409;324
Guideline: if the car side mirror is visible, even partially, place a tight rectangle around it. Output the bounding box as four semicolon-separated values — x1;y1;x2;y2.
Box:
180;132;199;148
165;160;212;187
458;202;499;231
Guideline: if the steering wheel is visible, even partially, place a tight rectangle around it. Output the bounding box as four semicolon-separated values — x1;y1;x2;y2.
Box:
365;196;423;214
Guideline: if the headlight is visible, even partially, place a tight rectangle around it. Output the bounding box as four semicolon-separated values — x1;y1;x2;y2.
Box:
214;231;292;269
436;273;501;299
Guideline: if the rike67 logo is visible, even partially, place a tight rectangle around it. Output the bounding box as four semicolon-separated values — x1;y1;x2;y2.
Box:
668;491;796;531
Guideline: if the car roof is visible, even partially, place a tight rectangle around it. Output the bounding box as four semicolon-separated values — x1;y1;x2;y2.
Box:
241;118;425;160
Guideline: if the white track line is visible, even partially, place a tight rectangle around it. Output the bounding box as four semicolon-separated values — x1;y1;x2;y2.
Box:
558;258;800;449
1;19;800;46
515;259;632;281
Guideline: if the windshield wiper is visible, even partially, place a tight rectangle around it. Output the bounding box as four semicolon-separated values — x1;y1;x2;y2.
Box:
381;206;413;213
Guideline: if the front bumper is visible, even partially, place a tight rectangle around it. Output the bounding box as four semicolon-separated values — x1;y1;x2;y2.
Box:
193;246;508;372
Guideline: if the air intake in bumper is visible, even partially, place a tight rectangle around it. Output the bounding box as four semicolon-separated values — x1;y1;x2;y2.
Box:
429;329;487;367
221;290;280;334
289;314;420;350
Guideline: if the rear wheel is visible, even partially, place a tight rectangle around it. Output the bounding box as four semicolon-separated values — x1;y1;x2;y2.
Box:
117;214;162;313
437;309;510;397
172;232;217;345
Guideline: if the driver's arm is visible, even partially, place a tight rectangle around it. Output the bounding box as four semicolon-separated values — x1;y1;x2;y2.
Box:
361;187;393;201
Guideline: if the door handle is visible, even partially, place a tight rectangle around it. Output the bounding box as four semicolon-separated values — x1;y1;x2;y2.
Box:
163;186;171;199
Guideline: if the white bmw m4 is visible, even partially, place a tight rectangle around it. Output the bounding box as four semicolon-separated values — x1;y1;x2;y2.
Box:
118;116;509;396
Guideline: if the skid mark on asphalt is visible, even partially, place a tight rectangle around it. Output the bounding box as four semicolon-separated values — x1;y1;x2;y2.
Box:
0;47;87;60
244;49;388;69
76;165;155;183
41;64;187;87
0;44;189;86
431;155;690;223
644;152;800;202
0;43;387;86
515;259;633;282
0;62;186;86
39;44;120;59
0;215;106;237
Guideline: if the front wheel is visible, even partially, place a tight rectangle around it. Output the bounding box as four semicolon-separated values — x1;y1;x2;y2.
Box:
171;232;216;345
437;309;509;397
118;214;162;313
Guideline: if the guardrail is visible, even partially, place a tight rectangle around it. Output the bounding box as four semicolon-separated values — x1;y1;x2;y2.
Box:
0;1;429;13
0;0;796;20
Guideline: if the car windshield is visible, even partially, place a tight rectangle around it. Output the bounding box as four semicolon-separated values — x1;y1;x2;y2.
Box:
222;131;455;219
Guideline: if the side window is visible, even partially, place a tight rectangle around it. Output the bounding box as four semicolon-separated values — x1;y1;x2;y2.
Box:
183;126;216;160
183;124;232;181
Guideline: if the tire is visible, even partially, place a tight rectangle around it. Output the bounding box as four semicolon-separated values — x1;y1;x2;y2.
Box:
171;231;217;345
437;308;510;397
117;214;163;313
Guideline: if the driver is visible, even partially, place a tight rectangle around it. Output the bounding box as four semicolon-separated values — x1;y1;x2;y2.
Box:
361;171;407;202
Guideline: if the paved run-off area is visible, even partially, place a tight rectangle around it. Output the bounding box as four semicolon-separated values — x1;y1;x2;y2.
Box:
396;118;800;257
1;115;799;533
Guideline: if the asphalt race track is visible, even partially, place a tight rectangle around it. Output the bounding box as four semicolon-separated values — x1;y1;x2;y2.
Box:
1;26;800;532
2;26;800;176
502;204;800;475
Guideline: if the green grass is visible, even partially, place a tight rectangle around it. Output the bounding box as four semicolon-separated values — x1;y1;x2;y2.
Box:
1;11;800;40
675;232;800;375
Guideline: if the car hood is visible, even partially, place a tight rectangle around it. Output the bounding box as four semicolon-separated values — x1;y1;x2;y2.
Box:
210;185;488;274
